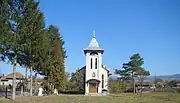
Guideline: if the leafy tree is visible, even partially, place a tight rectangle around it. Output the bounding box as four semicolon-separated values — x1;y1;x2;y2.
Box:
18;1;46;96
68;72;77;90
68;69;84;91
115;53;150;94
9;0;46;97
0;0;33;99
0;0;66;98
168;80;177;87
109;79;127;93
0;0;48;98
136;68;150;92
64;72;70;90
74;69;84;91
109;79;119;93
154;78;163;87
156;82;164;88
0;0;11;62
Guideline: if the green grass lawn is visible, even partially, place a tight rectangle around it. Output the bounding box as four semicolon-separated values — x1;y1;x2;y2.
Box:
0;92;180;103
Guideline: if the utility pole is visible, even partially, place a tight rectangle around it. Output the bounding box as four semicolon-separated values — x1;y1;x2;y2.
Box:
154;72;156;85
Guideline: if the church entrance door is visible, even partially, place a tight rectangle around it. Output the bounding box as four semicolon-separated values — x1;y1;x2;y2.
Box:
89;83;98;93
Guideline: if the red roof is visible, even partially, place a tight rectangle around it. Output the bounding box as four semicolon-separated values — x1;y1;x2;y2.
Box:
5;72;24;79
0;75;6;80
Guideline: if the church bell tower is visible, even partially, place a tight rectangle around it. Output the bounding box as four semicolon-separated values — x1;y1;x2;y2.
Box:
83;31;104;94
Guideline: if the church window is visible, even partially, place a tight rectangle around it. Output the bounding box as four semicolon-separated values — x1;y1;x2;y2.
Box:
95;58;97;69
90;52;98;56
92;72;95;77
102;74;104;88
91;58;93;69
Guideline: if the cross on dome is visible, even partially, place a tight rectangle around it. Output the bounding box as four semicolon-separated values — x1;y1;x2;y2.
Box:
93;30;96;38
88;30;99;47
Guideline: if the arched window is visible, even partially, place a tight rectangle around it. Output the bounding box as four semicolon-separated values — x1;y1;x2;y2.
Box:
90;52;98;56
95;58;97;69
90;58;93;69
102;74;104;88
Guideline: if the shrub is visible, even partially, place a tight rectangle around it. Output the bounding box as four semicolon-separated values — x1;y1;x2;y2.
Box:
58;90;84;94
0;85;6;92
154;87;177;93
156;82;164;88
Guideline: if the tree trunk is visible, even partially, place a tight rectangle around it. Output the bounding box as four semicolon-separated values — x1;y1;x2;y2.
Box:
118;80;120;92
34;73;37;94
5;86;8;98
12;55;17;100
133;77;135;95
0;78;1;88
30;67;32;96
25;68;28;79
140;76;143;94
0;71;1;88
21;84;23;96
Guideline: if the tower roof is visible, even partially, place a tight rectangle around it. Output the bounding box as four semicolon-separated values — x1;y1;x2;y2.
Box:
88;36;99;48
84;31;104;53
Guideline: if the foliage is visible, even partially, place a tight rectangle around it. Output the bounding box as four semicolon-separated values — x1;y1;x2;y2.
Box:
41;25;66;90
66;69;84;91
115;53;150;94
168;80;178;87
0;85;6;91
109;79;130;93
58;90;84;94
0;0;45;98
64;72;70;89
154;78;163;85
156;82;164;88
0;0;66;96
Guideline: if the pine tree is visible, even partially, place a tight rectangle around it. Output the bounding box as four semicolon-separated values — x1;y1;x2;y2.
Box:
0;0;47;98
42;25;66;91
0;0;67;97
115;53;150;94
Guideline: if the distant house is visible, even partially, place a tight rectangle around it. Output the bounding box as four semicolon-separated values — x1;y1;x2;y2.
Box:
176;83;180;88
0;72;24;86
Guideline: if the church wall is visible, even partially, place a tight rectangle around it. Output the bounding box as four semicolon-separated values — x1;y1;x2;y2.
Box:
85;52;89;94
85;51;108;94
85;52;100;81
101;67;108;90
98;53;102;93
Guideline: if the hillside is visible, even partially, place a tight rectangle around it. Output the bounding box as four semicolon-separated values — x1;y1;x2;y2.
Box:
146;74;180;81
110;74;180;81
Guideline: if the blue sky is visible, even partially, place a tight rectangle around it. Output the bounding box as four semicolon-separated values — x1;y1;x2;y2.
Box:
0;0;180;76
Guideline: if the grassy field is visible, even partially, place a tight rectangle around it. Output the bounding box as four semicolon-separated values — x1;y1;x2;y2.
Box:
0;92;180;103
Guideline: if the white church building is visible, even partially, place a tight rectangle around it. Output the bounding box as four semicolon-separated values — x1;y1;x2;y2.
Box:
80;31;110;94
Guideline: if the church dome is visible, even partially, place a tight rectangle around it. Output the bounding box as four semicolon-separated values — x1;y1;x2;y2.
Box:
88;37;99;48
84;31;104;53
